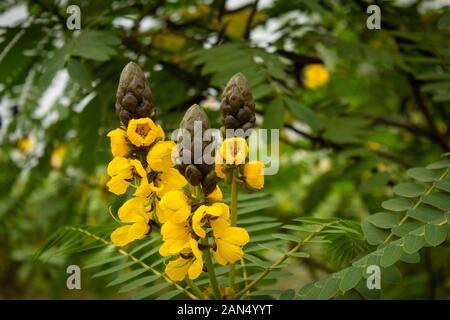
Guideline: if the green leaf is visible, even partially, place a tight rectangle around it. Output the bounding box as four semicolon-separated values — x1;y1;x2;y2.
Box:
399;251;420;264
434;178;450;193
380;242;403;267
361;220;387;245
382;265;402;284
67;58;93;89
426;159;450;170
403;234;425;254
381;198;413;212
407;167;440;182
107;268;147;287
393;183;426;198
289;252;310;258
272;233;301;243
366;212;402;229
72;30;120;61
246;222;282;233
422;193;450;211
262;99;284;129
279;289;296;300
424;224;448;246
408;207;444;223
392;222;420;237
284;97;322;131
252;83;274;100
92;261;135;278
118;275;159;293
317;276;340;300
134;282;172;300
339;267;363;292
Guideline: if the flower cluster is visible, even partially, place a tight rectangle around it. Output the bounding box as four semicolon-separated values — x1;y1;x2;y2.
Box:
157;187;249;281
215;137;265;190
106;117;187;246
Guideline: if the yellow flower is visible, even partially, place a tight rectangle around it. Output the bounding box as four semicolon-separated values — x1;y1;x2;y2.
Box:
111;197;151;246
159;220;192;256
147;140;176;172
107;128;131;157
51;145;67;169
211;218;249;265
208;185;223;202
218;137;248;165
215;162;226;179
303;64;330;89
153;168;187;197
165;239;203;281
243;160;265;189
192;202;230;238
18;135;36;154
133;168;187;198
158;190;191;223
106;157;147;195
126;118;165;147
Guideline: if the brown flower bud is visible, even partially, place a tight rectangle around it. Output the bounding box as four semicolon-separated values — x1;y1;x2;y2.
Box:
220;73;255;137
115;62;156;126
177;104;217;195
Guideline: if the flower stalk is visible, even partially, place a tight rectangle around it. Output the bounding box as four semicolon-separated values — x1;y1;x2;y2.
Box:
229;169;239;289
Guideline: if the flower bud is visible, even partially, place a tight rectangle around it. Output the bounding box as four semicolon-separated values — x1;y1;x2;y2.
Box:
177;104;217;195
220;73;255;136
115;62;156;126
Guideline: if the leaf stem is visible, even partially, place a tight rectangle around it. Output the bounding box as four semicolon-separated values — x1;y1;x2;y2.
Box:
383;169;448;243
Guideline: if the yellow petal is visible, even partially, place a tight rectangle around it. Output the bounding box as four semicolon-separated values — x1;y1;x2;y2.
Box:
165;257;191;282
107;128;131;157
107;157;131;177
107;174;130;195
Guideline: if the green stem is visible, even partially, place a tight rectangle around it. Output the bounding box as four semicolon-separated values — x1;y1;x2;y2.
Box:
202;237;223;299
196;185;222;299
229;169;239;289
185;278;207;300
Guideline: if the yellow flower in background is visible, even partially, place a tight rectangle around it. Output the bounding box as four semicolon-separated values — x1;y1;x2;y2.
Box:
218;137;249;165
165;239;203;281
107;128;131;157
126;118;165;147
51;145;67;169
157;190;191;224
111;197;151;246
367;141;381;151
192;202;230;238
106;157;147;195
147;140;176;172
303;64;330;89
159;220;192;256
211;218;249;265
243;160;265;189
18;135;36;154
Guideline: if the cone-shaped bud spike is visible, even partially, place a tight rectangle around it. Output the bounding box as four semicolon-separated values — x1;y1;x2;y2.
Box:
115;62;156;126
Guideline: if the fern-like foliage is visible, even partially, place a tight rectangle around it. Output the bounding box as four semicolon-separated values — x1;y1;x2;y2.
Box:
36;191;279;299
297;156;450;299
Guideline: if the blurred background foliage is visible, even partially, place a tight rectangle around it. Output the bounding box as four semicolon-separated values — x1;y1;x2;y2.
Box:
0;0;449;299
